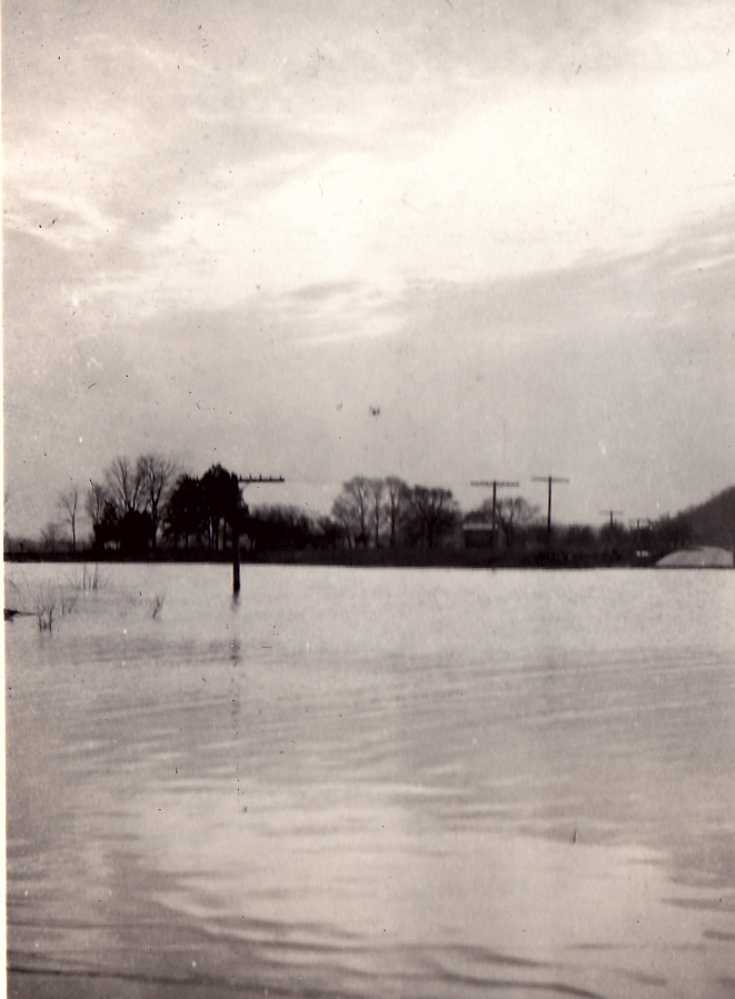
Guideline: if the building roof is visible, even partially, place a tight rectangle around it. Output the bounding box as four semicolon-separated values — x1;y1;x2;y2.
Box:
656;546;733;568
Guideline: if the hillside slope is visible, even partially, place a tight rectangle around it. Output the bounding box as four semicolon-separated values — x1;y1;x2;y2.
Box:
676;485;735;548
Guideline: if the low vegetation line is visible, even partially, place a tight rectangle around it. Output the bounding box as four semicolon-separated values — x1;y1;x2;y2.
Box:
6;453;733;566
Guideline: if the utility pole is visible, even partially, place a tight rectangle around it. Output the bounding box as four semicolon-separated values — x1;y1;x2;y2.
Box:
600;509;624;529
532;475;570;544
470;479;519;546
233;475;285;595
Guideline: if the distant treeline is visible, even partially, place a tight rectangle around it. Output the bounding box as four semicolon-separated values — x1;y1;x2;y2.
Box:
4;453;730;564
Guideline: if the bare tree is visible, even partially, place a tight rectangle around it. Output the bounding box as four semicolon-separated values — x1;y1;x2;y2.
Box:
105;456;144;515
383;476;411;547
368;478;385;548
494;496;539;548
85;480;107;526
408;485;459;549
58;485;80;552
137;453;177;550
331;477;372;547
332;495;357;548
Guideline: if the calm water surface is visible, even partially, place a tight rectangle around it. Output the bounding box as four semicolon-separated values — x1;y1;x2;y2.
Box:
5;563;735;998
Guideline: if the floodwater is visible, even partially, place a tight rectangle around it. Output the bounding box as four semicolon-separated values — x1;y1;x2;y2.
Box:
5;563;735;999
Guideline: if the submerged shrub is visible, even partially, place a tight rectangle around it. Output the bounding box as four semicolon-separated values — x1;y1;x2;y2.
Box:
78;564;103;592
34;589;57;632
59;594;78;616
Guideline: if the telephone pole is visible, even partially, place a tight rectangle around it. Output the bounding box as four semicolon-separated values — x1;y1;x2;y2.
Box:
233;475;285;594
532;475;570;544
470;479;519;545
600;509;624;529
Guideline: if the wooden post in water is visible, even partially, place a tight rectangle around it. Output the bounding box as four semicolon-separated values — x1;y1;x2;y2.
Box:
233;474;285;595
232;522;241;595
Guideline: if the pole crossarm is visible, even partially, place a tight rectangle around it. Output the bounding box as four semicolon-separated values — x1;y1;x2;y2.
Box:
470;480;519;488
238;475;286;484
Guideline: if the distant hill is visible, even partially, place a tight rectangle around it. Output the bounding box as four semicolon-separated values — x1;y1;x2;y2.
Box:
675;485;735;549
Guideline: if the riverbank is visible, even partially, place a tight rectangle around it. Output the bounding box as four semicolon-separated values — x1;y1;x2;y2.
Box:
4;546;654;569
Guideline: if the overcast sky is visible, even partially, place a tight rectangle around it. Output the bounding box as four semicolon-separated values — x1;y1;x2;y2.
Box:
4;0;735;536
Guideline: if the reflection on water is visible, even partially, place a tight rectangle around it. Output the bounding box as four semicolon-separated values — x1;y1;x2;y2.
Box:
6;563;735;998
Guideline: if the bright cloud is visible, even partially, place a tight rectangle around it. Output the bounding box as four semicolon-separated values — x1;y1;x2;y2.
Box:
19;53;734;328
